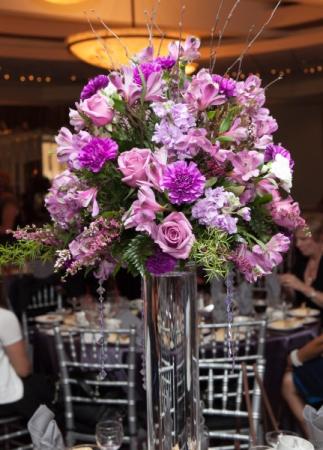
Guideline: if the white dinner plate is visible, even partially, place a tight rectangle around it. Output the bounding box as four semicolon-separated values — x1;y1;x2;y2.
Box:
267;318;303;332
288;307;320;318
35;313;64;324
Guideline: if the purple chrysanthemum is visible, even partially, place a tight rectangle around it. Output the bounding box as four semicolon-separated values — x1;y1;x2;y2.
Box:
78;137;118;173
264;144;294;169
80;75;109;100
146;247;177;275
162;161;205;205
212;74;236;97
155;56;176;70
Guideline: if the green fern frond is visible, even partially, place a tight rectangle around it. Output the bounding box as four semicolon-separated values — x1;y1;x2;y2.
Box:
121;235;154;277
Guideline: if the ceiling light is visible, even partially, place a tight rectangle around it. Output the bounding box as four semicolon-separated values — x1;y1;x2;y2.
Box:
44;0;86;4
67;28;186;70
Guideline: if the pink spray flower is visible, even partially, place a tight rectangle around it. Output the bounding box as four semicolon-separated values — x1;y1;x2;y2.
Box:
78;188;99;217
123;186;163;231
229;150;264;183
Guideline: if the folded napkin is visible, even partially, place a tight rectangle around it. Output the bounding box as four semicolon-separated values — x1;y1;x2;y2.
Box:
27;404;65;450
304;404;323;449
277;435;314;450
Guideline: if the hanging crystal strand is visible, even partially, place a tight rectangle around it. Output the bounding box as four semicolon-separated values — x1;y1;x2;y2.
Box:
97;279;107;380
225;270;235;367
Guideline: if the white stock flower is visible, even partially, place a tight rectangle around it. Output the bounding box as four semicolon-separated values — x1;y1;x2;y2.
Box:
270;154;292;192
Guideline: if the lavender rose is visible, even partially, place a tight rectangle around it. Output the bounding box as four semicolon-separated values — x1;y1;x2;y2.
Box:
155;212;195;259
79;92;114;127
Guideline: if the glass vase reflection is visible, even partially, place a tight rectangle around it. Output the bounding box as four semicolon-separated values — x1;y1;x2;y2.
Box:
144;266;200;450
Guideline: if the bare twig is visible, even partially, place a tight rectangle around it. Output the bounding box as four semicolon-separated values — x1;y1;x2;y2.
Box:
209;0;225;71
84;10;115;70
225;0;282;75
264;74;283;90
93;11;131;62
235;24;255;81
211;0;241;73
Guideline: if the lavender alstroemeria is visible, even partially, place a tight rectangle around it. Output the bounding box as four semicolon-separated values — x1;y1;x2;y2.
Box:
55;128;92;168
236;74;266;112
168;35;201;61
229;150;264;183
109;66;141;106
78;187;99;217
185;69;226;111
69;108;85;131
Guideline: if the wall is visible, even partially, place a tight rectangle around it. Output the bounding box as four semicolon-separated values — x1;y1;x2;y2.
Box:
269;94;323;211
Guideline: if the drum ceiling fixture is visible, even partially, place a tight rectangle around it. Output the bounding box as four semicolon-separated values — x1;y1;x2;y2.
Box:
45;0;86;4
66;0;188;70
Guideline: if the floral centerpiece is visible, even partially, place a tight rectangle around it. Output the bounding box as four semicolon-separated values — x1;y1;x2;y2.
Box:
3;36;304;284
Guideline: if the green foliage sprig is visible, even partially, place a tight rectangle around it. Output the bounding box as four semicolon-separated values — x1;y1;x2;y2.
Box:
0;240;56;268
191;227;232;281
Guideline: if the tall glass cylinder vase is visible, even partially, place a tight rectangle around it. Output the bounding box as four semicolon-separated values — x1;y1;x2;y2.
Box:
144;266;200;450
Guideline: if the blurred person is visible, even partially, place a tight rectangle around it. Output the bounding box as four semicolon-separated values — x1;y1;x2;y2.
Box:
0;194;19;245
282;334;323;436
279;213;323;309
0;286;54;420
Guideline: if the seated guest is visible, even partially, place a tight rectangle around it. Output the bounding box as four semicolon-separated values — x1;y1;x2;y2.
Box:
279;213;323;309
0;289;53;419
282;334;323;436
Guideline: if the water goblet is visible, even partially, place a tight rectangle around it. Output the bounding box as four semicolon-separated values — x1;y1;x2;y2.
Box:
96;420;123;450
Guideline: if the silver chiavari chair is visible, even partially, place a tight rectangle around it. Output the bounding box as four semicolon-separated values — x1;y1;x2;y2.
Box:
54;326;137;449
199;320;266;450
0;415;32;449
22;281;62;344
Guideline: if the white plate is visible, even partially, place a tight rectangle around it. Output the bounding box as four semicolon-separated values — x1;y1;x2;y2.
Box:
35;313;64;324
288;307;320;318
267;318;303;332
302;316;319;325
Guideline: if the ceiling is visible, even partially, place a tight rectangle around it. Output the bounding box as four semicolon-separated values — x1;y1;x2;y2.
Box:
0;0;323;105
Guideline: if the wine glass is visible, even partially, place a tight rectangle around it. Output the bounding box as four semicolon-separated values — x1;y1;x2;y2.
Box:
266;430;299;447
96;420;123;450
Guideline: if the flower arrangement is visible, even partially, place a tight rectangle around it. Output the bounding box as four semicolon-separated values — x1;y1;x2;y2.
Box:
4;36;304;282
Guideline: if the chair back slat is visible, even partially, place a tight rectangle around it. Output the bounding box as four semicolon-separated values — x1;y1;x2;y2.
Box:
199;320;266;449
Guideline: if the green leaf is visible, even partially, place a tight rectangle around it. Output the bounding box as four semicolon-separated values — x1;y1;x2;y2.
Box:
219;116;232;134
205;177;218;188
207;110;216;120
217;135;234;143
112;96;126;113
252;194;273;206
119;234;154;277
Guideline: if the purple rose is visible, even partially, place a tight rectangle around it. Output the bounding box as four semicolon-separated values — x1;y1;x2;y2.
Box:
155;212;195;260
79;93;114;126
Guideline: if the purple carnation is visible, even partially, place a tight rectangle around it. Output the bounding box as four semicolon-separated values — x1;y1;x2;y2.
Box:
264;144;294;169
162;161;205;205
133;62;162;85
212;74;236;97
146;247;177;275
155;56;176;70
80;75;109;100
78;137;118;173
